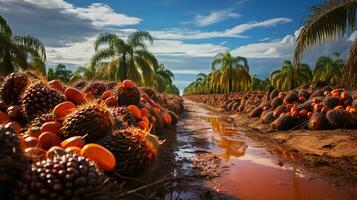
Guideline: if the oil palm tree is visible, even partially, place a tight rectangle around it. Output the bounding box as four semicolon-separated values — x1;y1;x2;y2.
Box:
47;64;73;83
90;31;158;86
271;60;312;91
156;64;175;92
293;0;357;89
313;53;344;84
211;52;250;93
0;16;46;75
251;75;270;91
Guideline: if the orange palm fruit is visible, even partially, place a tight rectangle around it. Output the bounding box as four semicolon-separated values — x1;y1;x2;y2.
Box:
49;80;64;91
105;96;117;107
81;144;116;172
0;111;11;124
5;122;21;134
298;96;306;102
141;108;149;117
299;109;308;117
127;105;142;119
334;105;345;110
53;101;76;120
291;111;299;117
123;79;134;88
138;120;149;131
23;136;39;148
41;121;62;134
61;136;85;149
307;112;313;118
38;131;62;150
162;112;172;125
102;90;113;99
141;116;150;125
141;93;149;100
84;93;95;102
64;87;84;103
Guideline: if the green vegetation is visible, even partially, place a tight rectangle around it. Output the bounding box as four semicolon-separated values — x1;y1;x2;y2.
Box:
294;0;357;90
47;64;73;83
0;16;46;75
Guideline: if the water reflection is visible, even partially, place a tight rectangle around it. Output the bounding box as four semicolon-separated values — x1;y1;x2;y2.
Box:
208;117;248;161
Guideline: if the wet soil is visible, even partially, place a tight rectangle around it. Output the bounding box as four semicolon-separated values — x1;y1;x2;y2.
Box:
129;99;356;199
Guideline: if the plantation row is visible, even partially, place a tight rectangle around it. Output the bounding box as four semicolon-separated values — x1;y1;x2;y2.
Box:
186;84;357;131
0;71;183;199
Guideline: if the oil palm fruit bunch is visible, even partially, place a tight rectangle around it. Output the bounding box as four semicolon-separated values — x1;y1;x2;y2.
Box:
99;128;161;177
14;154;105;200
0;72;30;106
271;113;304;131
30;113;56;129
73;80;88;90
283;91;298;104
21;82;66;120
115;80;141;106
261;111;275;124
109;106;138;129
84;81;107;97
106;81;118;90
326;110;356;129
62;104;113;142
323;97;342;109
249;106;263;117
0;124;26;199
308;112;331;130
271;96;283;109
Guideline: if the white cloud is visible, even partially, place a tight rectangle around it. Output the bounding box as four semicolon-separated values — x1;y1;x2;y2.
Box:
193;9;241;27
151;18;292;40
260;37;272;42
22;0;142;27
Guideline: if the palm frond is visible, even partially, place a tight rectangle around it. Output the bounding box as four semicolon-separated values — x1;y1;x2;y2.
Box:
127;31;153;49
13;34;46;61
94;32;120;51
90;48;116;67
0;16;12;37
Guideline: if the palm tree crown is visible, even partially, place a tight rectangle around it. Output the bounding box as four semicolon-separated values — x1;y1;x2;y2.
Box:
90;31;158;87
0;16;46;75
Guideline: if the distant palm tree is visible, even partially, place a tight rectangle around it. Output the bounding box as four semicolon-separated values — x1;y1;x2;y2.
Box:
294;0;357;89
251;75;270;91
156;64;175;92
313;53;344;84
211;51;250;93
90;31;158;86
271;60;312;91
47;64;73;83
0;16;46;75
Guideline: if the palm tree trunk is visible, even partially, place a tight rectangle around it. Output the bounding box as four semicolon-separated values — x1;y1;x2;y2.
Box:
119;53;128;81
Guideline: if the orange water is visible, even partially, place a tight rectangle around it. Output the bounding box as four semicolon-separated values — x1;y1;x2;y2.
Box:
201;116;353;200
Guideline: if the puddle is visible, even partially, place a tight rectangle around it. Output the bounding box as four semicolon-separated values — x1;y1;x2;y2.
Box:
173;100;352;200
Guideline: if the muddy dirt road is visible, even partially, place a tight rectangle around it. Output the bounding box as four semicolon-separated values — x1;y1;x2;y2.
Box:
167;99;356;200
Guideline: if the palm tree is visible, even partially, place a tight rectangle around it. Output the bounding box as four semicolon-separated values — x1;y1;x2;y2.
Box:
156;64;174;92
211;52;250;93
293;0;357;89
271;60;312;91
90;31;158;86
313;53;344;84
251;75;270;91
47;64;73;83
0;16;46;75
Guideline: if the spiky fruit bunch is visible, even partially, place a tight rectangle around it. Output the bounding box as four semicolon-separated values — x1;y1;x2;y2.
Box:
99;128;159;177
62;104;113;142
297;100;313;112
30;113;56;128
308;112;330;130
21;82;66;120
271;113;303;131
249;106;263;117
273;105;287;118
283;91;298;104
167;111;178;125
84;81;107;97
0;72;29;105
109;106;138;128
310;89;324;98
115;85;141;106
271;96;283;109
0;125;26;199
269;89;279;101
14;154;105;200
106;81;118;90
261;111;275;124
298;89;310;99
326;110;355;129
73;80;88;90
323;97;343;109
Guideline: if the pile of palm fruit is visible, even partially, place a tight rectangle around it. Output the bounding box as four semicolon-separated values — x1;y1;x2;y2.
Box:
186;84;357;131
0;71;182;199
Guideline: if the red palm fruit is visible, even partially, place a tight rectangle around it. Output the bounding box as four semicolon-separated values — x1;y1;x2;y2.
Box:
321;106;330;113
298;96;306;102
278;92;285;100
53;101;76;120
105;96;117;107
61;136;85;149
23;136;39;148
341;91;348;99
314;104;323;112
334;105;345;110
38;131;62;150
41;121;62;134
4;122;21;135
102;90;113;99
0;111;11;124
299;109;308;117
141;116;150;126
64;87;84;103
81;143;116;172
123;80;135;88
141;93;149;100
48;80;64;91
286;103;293;110
138;120;149;131
307;112;313;118
141;107;149;117
127;105;142;119
291;111;299;117
84;93;95;102
349;107;357;113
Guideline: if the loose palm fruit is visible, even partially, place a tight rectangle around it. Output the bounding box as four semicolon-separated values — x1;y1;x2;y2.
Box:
0;72;29;106
81;143;116;172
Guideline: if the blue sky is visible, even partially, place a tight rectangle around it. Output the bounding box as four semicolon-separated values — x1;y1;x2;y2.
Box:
0;0;355;93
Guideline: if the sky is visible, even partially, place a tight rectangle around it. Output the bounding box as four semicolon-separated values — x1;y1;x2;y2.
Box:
0;0;356;93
